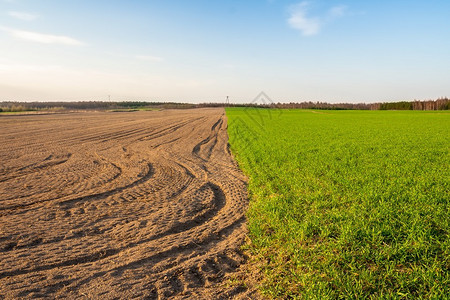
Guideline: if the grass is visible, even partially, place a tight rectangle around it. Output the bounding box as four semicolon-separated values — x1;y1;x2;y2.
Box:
0;106;66;114
226;108;449;299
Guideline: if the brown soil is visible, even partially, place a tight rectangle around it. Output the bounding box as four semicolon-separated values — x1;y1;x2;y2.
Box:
0;108;255;299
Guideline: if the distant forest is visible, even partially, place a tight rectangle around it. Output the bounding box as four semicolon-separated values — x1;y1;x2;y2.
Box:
0;97;448;112
268;97;449;110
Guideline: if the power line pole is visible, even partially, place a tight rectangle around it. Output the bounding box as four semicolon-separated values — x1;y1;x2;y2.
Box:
226;96;229;106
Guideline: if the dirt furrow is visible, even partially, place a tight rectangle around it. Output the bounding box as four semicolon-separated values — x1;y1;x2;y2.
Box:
0;108;250;299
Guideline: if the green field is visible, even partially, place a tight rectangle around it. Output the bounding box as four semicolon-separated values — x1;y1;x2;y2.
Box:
226;108;449;299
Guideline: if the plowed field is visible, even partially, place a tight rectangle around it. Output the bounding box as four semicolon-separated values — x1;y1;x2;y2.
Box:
0;108;249;299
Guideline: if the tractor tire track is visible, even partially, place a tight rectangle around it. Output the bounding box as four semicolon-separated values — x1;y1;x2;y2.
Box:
0;108;250;299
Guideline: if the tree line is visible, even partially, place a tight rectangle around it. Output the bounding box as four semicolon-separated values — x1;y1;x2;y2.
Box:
0;98;448;112
263;98;449;110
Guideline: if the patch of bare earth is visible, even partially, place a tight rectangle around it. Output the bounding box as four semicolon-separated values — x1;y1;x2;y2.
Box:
0;108;258;299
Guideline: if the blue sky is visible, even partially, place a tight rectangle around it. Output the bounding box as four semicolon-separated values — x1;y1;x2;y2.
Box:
0;0;449;103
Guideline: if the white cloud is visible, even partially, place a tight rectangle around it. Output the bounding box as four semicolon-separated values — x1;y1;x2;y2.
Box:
136;55;164;62
288;2;320;36
0;27;84;46
8;11;39;21
288;2;347;36
328;5;346;18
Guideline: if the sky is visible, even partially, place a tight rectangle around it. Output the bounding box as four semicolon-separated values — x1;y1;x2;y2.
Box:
0;0;449;103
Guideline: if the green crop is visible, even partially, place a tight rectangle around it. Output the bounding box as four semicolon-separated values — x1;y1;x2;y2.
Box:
226;108;449;299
